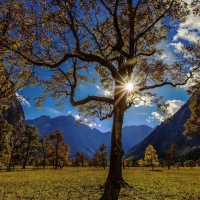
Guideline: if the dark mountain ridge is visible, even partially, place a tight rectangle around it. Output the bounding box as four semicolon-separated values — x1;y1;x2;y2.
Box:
26;115;153;158
126;97;200;159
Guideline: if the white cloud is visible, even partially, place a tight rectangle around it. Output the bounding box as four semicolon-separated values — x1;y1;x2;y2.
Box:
75;115;80;120
156;42;177;65
96;86;101;90
16;93;30;107
173;2;200;43
147;99;185;123
134;96;153;107
160;53;166;59
137;112;148;115
181;66;200;88
147;112;165;123
168;42;184;53
103;90;111;96
173;28;199;43
96;85;113;97
43;107;61;116
88;122;97;127
166;100;185;116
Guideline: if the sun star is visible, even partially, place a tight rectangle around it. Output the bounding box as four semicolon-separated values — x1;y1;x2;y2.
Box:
125;82;133;91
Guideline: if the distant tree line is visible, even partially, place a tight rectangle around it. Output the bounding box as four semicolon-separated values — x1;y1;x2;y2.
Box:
0;119;70;170
125;144;200;170
70;143;109;169
2;118;200;171
0;119;110;171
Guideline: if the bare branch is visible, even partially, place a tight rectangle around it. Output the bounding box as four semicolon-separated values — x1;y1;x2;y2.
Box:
136;49;156;57
70;95;114;107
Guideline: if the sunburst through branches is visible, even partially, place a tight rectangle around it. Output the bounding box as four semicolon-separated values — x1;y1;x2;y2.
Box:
125;82;134;91
114;78;138;107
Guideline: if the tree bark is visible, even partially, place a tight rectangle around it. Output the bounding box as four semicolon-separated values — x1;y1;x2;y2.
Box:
22;152;28;169
22;143;30;169
8;148;14;171
43;155;46;169
55;139;59;170
100;94;127;200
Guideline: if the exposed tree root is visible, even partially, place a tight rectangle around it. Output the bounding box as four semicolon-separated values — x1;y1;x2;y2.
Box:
100;180;133;190
99;179;134;200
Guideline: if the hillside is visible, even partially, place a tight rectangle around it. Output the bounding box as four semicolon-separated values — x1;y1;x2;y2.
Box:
26;115;153;158
125;97;200;159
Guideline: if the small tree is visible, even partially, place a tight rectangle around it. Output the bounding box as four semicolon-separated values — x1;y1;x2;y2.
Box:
39;136;52;169
174;162;181;169
99;143;108;169
91;150;101;167
79;152;88;167
196;158;200;167
48;130;70;170
184;160;196;169
144;145;159;170
21;125;40;169
124;157;132;168
165;144;179;170
0;119;13;157
138;159;145;167
75;151;81;166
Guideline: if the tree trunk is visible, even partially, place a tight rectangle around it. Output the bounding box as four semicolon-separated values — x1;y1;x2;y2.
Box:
100;95;127;200
43;155;46;169
8;148;14;171
22;154;28;169
55;141;58;170
22;147;30;169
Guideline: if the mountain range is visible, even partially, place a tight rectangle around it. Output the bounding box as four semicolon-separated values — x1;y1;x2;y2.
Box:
26;115;153;158
7;91;199;161
125;95;200;159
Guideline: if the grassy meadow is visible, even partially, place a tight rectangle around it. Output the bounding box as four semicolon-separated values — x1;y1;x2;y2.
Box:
0;167;200;200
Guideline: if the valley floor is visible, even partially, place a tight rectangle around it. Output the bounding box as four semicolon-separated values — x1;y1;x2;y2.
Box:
0;167;200;199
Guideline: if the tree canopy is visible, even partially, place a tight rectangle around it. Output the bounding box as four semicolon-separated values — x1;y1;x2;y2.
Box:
0;0;199;199
0;0;196;115
183;84;200;137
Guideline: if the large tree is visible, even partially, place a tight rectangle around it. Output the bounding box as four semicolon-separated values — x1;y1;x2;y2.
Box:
0;1;39;112
0;0;198;199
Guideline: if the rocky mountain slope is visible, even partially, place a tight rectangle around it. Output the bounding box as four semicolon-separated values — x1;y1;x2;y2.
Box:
125;97;200;159
27;115;153;158
3;95;26;132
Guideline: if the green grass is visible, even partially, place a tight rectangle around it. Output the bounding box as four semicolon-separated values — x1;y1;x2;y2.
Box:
1;167;200;199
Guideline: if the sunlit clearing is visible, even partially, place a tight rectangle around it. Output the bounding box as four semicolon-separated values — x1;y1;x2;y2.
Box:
125;82;133;91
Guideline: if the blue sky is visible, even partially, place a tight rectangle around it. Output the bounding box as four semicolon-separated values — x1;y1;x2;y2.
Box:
17;0;200;132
